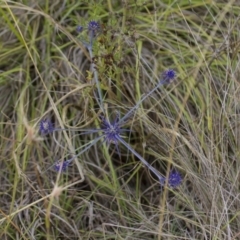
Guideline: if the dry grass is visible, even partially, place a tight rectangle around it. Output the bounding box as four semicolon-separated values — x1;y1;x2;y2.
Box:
1;0;240;239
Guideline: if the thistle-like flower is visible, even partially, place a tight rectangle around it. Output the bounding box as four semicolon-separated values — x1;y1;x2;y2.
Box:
39;119;54;135
99;113;132;156
99;113;121;145
76;20;101;45
76;25;84;33
162;169;182;188
162;69;176;84
88;20;101;34
54;160;71;172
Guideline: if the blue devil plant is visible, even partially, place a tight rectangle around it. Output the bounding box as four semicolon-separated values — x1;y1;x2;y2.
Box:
40;21;182;188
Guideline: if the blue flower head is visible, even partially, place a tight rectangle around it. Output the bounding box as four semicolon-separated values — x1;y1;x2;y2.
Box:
76;20;101;44
76;20;101;48
54;160;71;172
88;20;101;40
39;119;54;135
167;169;182;188
76;25;84;33
88;20;100;32
100;114;121;145
162;69;176;84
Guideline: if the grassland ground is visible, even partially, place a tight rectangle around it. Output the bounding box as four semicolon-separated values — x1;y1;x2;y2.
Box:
0;0;240;239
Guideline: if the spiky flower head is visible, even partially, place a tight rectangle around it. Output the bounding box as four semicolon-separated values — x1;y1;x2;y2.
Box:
54;160;71;172
76;25;84;33
162;69;176;84
100;114;121;145
39;119;54;135
76;21;101;42
88;20;100;32
167;169;182;188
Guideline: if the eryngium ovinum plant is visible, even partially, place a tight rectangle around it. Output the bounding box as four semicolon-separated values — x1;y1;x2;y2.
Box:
39;20;182;188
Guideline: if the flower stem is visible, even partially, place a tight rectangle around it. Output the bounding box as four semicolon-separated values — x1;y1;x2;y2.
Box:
118;80;166;125
116;136;164;184
88;46;104;113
